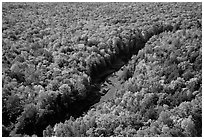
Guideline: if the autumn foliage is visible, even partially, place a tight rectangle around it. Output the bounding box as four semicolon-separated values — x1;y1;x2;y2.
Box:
2;2;202;137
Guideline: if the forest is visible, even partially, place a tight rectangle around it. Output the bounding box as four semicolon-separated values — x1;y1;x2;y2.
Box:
2;2;202;137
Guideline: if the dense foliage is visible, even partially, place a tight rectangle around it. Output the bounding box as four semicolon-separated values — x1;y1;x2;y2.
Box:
2;2;202;137
43;27;202;137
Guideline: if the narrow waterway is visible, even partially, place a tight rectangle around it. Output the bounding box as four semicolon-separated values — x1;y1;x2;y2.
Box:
37;23;178;136
78;23;179;117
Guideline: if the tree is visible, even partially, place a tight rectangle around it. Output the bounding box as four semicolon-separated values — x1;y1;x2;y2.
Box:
181;117;196;136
